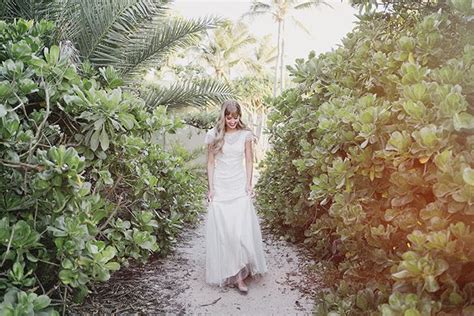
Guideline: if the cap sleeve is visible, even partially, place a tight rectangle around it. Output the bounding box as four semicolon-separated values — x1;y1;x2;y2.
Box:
204;128;216;145
245;130;256;142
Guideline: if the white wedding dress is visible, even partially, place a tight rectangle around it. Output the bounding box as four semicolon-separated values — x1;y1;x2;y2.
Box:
204;128;268;286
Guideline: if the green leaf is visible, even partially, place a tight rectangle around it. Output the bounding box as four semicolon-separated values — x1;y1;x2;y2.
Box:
12;261;24;279
403;100;425;119
462;167;474;186
99;127;109;151
26;251;38;263
424;275;439;292
0;104;7;118
449;292;464;305
104;262;120;271
392;269;412;279
118;113;135;129
0;82;13;98
391;193;414;207
45;45;60;64
59;269;76;285
90;129;100;151
454;112;474;131
399;36;416;51
404;309;421;316
99;246;116;263
387;131;411;152
33;295;51;310
434;150;452;173
19;78;38;94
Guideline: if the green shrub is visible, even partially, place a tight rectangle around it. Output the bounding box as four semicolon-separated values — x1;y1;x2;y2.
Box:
181;109;218;130
0;19;205;309
256;6;474;315
0;288;58;316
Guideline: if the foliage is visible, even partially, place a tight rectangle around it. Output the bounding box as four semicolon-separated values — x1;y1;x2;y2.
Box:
0;288;58;316
181;110;218;130
0;19;206;310
142;77;234;109
198;20;257;82
0;0;233;109
256;4;474;314
0;0;217;77
350;0;468;14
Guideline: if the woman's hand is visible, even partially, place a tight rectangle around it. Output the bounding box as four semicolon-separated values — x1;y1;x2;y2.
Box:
246;184;255;198
207;189;214;202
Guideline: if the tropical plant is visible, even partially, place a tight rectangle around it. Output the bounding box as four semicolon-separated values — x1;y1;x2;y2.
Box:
198;20;257;82
0;0;234;109
233;75;273;161
181;109;219;130
350;0;452;13
142;77;234;109
0;288;58;316
257;2;474;314
0;19;206;312
248;34;278;76
244;0;331;96
1;0;212;77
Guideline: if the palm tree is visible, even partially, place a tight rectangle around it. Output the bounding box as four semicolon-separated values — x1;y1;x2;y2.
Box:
199;20;257;82
245;34;278;77
1;0;234;108
244;0;331;96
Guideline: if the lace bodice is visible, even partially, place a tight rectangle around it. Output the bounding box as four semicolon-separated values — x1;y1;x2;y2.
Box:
204;128;254;201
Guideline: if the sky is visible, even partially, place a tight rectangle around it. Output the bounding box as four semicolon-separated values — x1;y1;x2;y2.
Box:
172;0;359;66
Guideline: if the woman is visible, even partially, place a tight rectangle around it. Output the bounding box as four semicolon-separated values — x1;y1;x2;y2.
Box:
204;100;268;294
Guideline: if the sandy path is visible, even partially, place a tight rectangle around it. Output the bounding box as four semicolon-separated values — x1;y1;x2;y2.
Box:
71;213;321;315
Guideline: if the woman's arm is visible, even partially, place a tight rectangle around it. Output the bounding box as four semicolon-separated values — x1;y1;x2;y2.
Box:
244;136;254;197
207;144;215;202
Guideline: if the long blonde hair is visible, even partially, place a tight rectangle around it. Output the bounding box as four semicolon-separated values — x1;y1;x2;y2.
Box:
211;100;252;154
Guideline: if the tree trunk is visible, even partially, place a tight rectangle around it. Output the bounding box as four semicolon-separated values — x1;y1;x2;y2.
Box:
280;19;285;92
273;20;282;97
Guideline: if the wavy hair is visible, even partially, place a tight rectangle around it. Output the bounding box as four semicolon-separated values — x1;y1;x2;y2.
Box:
211;100;252;154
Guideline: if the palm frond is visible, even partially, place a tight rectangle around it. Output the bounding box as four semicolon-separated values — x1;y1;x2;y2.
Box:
74;0;163;66
1;0;58;20
222;36;256;59
241;1;272;20
290;15;311;35
0;0;80;42
294;0;333;10
142;78;234;109
255;34;278;64
123;16;220;78
249;1;272;12
241;9;271;20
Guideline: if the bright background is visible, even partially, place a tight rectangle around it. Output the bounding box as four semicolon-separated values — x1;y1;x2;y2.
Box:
173;0;358;65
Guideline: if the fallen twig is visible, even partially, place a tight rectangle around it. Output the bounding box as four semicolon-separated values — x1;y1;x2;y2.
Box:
199;297;221;307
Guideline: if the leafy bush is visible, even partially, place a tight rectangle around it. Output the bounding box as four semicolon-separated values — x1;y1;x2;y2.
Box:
181;109;218;130
0;19;205;309
256;5;474;315
0;288;58;316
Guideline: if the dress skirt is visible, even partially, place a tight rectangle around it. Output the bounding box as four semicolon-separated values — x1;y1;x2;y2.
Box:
205;194;268;286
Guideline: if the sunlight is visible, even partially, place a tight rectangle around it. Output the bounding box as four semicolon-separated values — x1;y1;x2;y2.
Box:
174;0;358;63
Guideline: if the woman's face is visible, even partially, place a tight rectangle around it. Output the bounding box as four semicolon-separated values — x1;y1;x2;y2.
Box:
225;112;240;130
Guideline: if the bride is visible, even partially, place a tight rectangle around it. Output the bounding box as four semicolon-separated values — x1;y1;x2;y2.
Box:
204;100;268;294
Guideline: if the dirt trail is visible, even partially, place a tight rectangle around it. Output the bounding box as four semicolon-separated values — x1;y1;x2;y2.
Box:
71;213;322;315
